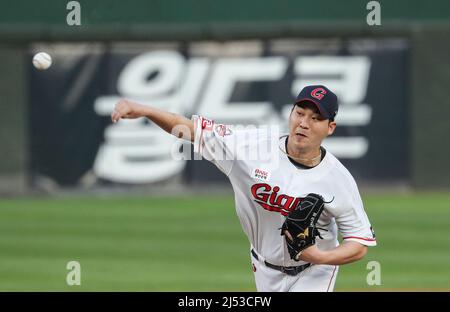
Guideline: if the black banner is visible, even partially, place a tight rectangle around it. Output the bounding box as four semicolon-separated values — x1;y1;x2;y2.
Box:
29;39;409;187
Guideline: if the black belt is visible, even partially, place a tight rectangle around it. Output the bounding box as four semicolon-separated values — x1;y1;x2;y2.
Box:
251;249;311;276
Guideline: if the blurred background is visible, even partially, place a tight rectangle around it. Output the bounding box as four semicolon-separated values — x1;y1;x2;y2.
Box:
0;0;449;291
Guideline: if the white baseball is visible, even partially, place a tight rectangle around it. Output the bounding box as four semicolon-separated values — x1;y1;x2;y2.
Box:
33;52;52;70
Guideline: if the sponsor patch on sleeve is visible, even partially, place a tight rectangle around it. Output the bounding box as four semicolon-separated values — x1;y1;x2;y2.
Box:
201;117;214;131
214;124;233;137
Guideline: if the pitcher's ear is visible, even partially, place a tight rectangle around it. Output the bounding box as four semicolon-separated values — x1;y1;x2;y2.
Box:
328;121;337;135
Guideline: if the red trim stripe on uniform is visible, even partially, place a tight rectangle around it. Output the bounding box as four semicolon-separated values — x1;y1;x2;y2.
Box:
199;117;204;154
327;266;338;292
343;236;376;241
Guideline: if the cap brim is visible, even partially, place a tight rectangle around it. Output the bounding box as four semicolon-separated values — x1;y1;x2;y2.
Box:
295;98;330;119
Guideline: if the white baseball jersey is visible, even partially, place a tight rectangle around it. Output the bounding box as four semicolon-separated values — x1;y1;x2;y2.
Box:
192;115;377;291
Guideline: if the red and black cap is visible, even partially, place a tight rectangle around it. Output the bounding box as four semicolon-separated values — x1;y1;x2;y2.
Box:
295;85;338;120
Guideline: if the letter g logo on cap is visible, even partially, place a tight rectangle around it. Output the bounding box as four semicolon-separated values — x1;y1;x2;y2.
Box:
311;88;327;100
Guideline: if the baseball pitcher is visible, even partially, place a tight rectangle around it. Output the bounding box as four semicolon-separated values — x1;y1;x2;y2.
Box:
111;85;377;292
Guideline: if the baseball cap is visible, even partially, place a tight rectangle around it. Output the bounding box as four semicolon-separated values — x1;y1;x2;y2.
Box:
294;85;338;120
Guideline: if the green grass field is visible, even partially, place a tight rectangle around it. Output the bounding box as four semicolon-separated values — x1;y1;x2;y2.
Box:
1;192;449;291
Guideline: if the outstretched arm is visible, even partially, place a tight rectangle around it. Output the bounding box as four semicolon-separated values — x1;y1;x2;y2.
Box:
111;99;195;142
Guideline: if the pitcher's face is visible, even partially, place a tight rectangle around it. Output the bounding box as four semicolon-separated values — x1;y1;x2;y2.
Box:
288;102;336;150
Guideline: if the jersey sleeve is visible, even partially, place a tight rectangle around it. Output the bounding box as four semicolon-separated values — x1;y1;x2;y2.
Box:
191;115;237;176
334;180;377;247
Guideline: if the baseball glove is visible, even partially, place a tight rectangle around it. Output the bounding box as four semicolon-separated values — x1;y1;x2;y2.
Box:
281;193;326;261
